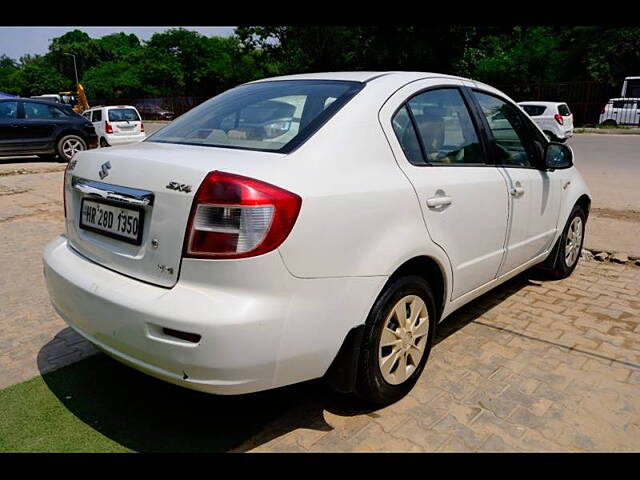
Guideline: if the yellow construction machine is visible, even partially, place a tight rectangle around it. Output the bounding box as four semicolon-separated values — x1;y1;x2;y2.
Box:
30;83;90;114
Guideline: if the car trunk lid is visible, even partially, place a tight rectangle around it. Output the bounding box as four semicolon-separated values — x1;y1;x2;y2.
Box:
64;141;287;287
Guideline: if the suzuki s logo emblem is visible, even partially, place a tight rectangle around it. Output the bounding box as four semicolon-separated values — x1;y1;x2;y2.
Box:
98;161;111;179
166;181;192;193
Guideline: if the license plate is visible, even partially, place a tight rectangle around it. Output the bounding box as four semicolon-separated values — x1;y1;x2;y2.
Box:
79;198;144;245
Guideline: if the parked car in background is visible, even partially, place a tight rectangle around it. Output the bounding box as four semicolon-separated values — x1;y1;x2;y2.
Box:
598;98;640;126
44;72;591;405
135;103;174;121
0;98;97;161
518;101;574;142
83;105;145;147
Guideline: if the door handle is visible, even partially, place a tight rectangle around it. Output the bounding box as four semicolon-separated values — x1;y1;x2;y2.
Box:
426;196;453;208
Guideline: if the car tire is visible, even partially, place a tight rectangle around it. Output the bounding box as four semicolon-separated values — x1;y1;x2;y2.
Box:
355;275;437;406
545;205;586;279
601;120;617;127
57;135;86;162
100;137;110;148
543;131;558;142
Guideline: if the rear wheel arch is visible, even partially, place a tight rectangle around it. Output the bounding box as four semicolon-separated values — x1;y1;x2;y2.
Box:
324;255;447;395
386;256;446;321
55;128;87;146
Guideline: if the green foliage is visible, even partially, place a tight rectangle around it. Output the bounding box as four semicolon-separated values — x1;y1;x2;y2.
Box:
0;26;638;101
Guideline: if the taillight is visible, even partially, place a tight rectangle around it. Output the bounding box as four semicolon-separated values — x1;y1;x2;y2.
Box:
105;121;113;134
140;122;145;133
184;171;302;259
601;104;606;114
554;114;564;125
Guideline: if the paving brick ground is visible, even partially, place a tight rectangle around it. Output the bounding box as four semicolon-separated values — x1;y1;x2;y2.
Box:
0;167;97;389
239;261;640;452
1;162;639;452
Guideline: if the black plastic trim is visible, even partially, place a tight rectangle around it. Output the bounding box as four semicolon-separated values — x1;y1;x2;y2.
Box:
323;324;365;394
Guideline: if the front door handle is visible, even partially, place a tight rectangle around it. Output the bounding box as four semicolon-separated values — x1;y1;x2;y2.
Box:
426;195;453;208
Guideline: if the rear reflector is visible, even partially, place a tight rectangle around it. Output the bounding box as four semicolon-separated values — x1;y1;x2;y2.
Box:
184;171;302;259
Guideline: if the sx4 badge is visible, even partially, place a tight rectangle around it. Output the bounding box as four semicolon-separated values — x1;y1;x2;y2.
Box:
166;181;192;193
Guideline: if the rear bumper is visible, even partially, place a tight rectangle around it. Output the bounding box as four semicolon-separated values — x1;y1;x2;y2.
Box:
105;133;146;146
43;235;385;395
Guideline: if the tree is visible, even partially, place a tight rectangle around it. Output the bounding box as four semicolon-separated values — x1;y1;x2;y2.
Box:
9;55;71;96
48;29;105;83
82;61;143;99
0;55;19;94
584;27;640;83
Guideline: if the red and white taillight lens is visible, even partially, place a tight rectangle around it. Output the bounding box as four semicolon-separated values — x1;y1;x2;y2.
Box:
184;171;302;259
554;113;564;125
140;122;145;133
105;121;113;134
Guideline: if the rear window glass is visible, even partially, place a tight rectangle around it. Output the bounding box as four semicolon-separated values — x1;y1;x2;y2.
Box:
521;105;546;116
108;108;140;122
147;80;364;153
557;104;571;116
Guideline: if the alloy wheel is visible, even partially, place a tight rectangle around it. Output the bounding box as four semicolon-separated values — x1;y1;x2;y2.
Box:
62;138;84;159
565;216;583;267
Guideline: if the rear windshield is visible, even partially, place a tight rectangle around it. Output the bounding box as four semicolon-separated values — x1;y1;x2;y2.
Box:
108;108;140;122
147;80;364;153
557;104;571;116
521;105;546;116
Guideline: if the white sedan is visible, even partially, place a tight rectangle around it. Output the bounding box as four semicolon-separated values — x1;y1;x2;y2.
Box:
43;72;591;405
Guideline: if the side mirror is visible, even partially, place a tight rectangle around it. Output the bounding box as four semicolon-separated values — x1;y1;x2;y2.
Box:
544;142;573;170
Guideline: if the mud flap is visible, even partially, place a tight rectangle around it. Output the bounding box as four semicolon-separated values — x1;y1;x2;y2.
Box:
323;324;365;394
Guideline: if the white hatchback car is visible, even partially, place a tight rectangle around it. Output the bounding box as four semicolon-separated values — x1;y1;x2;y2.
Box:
44;72;591;405
518;101;574;142
598;98;640;126
83;105;146;147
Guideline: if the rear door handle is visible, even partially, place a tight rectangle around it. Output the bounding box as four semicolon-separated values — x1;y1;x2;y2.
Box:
426;196;453;208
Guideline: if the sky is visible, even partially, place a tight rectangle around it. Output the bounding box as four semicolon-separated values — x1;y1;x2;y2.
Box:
0;26;236;60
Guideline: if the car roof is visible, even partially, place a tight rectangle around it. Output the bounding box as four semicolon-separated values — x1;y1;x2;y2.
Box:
246;71;475;85
607;97;640;101
0;97;61;106
87;105;138;111
518;101;565;106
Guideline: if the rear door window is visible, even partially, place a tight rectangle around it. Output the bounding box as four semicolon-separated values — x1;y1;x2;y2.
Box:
0;101;18;120
391;88;485;166
521;105;546;116
92;110;102;122
23;102;68;119
108;108;140;122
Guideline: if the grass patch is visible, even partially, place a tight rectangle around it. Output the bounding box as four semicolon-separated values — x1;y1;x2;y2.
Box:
0;353;332;452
